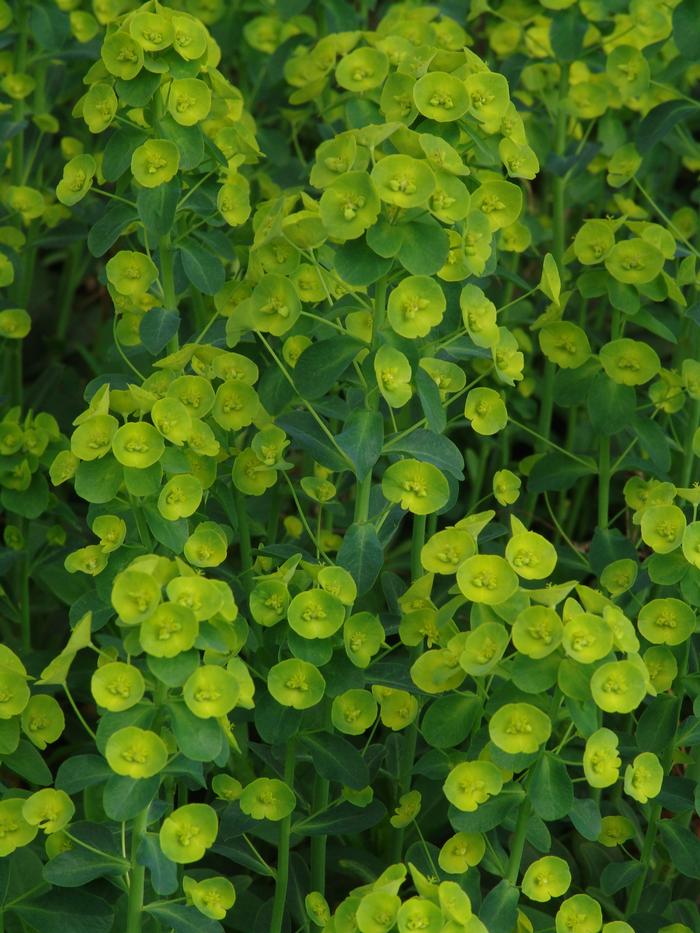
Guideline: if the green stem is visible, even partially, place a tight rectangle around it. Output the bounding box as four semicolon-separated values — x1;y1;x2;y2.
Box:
353;472;372;524
410;513;426;581
159;234;179;354
232;485;253;577
270;741;295;933
372;275;388;349
309;771;330;894
597;436;610;530
125;807;149;933
506;797;531;884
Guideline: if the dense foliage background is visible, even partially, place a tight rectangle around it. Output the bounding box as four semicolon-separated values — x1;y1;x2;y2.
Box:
0;0;699;931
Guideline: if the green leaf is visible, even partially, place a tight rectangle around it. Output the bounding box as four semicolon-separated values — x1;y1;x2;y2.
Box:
676;716;700;747
529;753;573;822
479;880;519;933
335;238;392;286
587;373;636;436
29;3;70;50
1;473;49;519
102;127;148;182
366;217;404;258
449;785;525;833
74;456;123;505
415;367;446;434
254;691;301;745
144;505;188;553
180;241;225;296
396;221;449;275
300;732;369;789
159;116;204;171
673;0;700;58
292;799;386;836
103;774;160;822
600;861;643;896
421;694;480;749
337;410;384;479
44;825;127;887
637;100;698;154
2;739;52;786
138;832;178;896
13;891;114;933
140;307;181;356
56;755;111;794
146;902;222;933
294;336;365;400
88;202;136;258
607;277;640;315
589;527;638;577
549;6;587;59
660;822;700;878
527;452;596;494
137;179;181;240
115;71;161;108
0;717;19;755
636;695;681;755
276;411;349;472
538;253;561;306
569;797;601;841
123;462;163;498
337;522;384;596
168;700;224;761
387;429;464;480
147;650;199;688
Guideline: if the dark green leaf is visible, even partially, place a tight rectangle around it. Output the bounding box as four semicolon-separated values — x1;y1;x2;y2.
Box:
144;505;188;553
570;797;601;841
75;456;123;505
677;716;700;747
123;462;162;498
180;241;225;296
13;891;114;933
530;754;573;822
0;472;49;520
168;700;224;761
103;774;160;822
387;429;464;479
276;411;349;472
44;841;127;887
137;179;181;240
88;203;136;258
2;739;52;786
528;452;596;494
449;786;525;833
415;367;446;433
294;336;364;400
366;217;404;258
637;100;698;154
659;822;700;878
397;221;449;275
337;410;384;479
335;238;392;286
549;7;587;58
601;861;644;896
479;880;519;933
587;373;636;436
637;695;681;754
254;691;301;745
0;717;19;756
138;832;178;896
300;732;369;789
146;903;222;933
140;307;181;356
421;694;480;749
292;799;386;836
56;755;111;795
337;523;383;596
673;0;700;59
102;127;148;182
159;116;204;171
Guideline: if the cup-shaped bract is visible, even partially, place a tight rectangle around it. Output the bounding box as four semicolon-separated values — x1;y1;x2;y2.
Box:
101;30;144;79
489;702;551;754
335;47;389;93
22;789;75;835
140;602;199;657
331;688;378;736
555;895;602;933
624;751;663;804
267;658;325;709
183;664;239;718
184;875;236;921
319;171;380;241
111;569;161;624
381;459;449;515
583;728;621;788
56;154;96;206
387;275;446;339
397;898;442;933
344;612;385;668
464;387;507;436
159;803;218;863
506;527;557;580
106;251;158;298
71;414;118;461
167;77;212;126
421;527;475;574
356;890;401;933
599;338;661;387
414;72;469;122
21;695;65;749
112;421;165;469
287;589;345;639
158;473;203;520
375;345;412;409
249;274;301;336
91;661;145;712
590;660;647;714
131;139;180;189
240;778;296;821
459;622;509;676
637;597;695;645
522;856;571;902
212;380;258;431
512;606;562;659
371;154;435;209
105;726;168;778
438;831;486;874
457;554;519;605
640;505;686;555
562;613;614;664
443;760;503;812
0;798;37;856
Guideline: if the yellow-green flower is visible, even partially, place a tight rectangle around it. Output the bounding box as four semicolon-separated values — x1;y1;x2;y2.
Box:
335;47;388;93
590;660;646;713
682;521;700;568
573;220;615;265
598;816;635;847
460;285;499;349
562;613;614;664
390;790;422;829
319;171;380;241
489;702;551;754
0;798;37;856
605;239;665;284
0;667;30;719
82;82;117;133
493;469;521;506
464;387;507;435
111;569;161;625
643;646;677;692
22;789;74;835
344;612;384;668
414;71;469;122
387;275;446;339
371;154;435;209
183;665;239;718
240;778;295;821
466;71;509;130
167;78;211;126
331;689;377;736
624;751;663;804
599;338;660;387
555;895;602;933
506;523;557;580
212;774;242;801
443;760;503;812
583;728;620;788
131;139;180;188
250;274;301;336
101;30;143;79
140;603;199;657
374;687;418;731
91;661;145;712
381;459;449;515
421;527;475;574
218;176;251;226
356;890;401;933
158;473;203;520
184;875;236;921
460;622;509;676
457;554;519;605
438;831;485;874
112;421;164;469
56;154;96;206
71;413;118;461
640;505;686;555
637;597;695;645
522;856;571;902
512;606;562;659
287;589;345;639
172;13;209;60
184;522;228;568
106;250;158;298
159;803;218;864
397;898;442;933
267;658;325;709
0;307;30;340
105;726;168;778
375;345;412;408
539;322;591;369
600;558;637;596
21;695;65;749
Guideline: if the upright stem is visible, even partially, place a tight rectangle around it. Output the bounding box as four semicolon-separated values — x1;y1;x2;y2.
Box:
372;275;388;350
233;485;253;577
354;471;372;524
159;234;179;354
597;436;610;530
270;741;296;933
506;797;531;884
125;806;149;933
310;759;330;894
